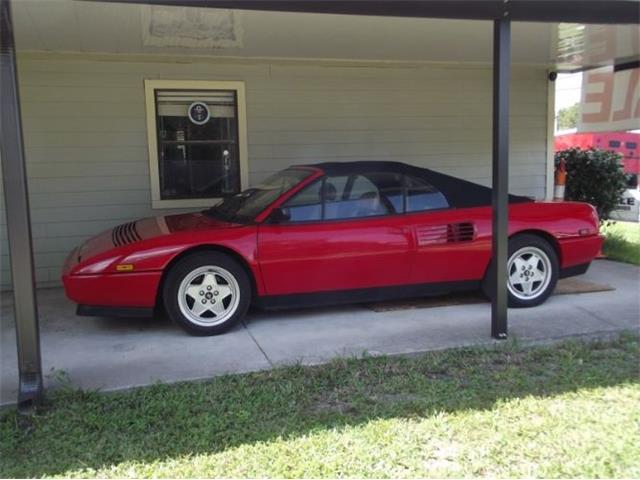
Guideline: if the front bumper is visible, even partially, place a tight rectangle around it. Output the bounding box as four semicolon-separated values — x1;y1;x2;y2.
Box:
62;270;162;308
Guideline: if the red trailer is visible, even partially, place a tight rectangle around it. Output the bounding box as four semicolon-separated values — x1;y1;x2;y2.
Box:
555;131;640;175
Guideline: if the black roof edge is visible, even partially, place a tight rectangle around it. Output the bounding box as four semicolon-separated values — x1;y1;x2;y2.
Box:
96;1;640;25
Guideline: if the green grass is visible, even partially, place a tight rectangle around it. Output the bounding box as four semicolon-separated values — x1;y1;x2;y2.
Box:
2;333;639;478
601;221;640;265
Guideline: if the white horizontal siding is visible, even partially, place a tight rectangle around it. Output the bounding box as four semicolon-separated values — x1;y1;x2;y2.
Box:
0;54;549;289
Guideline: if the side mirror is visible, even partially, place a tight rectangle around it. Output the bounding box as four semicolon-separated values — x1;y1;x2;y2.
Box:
268;207;291;224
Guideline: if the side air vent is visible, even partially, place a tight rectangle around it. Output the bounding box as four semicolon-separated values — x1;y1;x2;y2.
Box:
447;222;475;243
416;222;476;246
112;221;141;247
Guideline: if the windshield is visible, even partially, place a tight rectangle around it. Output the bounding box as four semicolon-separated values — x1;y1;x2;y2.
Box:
205;168;313;223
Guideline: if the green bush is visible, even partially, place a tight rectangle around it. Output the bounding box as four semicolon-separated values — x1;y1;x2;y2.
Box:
555;147;628;222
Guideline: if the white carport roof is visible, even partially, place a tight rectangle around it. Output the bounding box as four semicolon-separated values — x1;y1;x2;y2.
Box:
11;0;640;71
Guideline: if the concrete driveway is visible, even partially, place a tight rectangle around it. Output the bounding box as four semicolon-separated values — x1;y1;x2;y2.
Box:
1;259;638;406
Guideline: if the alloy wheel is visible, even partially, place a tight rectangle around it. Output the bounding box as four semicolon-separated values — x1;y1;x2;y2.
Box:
177;266;240;327
507;246;552;301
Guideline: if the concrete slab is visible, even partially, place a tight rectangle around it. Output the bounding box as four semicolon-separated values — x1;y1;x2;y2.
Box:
1;289;271;406
248;260;639;365
1;260;638;406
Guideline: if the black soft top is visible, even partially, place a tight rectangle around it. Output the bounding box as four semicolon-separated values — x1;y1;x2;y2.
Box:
296;161;532;209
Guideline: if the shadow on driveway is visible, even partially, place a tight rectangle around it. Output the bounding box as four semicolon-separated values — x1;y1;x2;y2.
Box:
1;332;638;477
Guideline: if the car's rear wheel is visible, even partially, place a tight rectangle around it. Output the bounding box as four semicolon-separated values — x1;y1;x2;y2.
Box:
483;234;559;308
163;252;251;335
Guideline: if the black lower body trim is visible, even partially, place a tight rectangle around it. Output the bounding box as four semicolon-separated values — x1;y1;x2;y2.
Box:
559;262;591;279
255;280;481;310
77;305;154;318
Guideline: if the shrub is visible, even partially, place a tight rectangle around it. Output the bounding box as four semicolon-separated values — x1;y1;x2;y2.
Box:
555;147;629;222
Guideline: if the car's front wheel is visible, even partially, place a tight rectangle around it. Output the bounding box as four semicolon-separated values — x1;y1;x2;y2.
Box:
483;234;559;308
163;252;251;335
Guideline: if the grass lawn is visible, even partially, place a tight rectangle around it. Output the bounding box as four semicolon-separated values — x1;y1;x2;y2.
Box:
601;221;640;265
2;333;639;478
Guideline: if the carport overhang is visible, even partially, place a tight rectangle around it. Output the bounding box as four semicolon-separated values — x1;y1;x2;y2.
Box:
1;0;639;411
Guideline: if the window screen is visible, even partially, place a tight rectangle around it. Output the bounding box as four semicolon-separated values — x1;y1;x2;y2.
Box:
155;90;240;200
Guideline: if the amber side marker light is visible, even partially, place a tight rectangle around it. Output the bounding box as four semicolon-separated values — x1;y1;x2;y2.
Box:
116;264;135;272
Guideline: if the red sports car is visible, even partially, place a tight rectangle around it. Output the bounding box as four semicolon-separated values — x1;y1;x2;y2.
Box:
62;161;603;335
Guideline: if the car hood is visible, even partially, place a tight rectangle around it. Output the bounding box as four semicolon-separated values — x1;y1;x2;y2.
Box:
77;212;233;262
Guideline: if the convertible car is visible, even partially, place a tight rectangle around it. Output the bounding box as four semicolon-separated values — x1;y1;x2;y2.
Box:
62;161;603;335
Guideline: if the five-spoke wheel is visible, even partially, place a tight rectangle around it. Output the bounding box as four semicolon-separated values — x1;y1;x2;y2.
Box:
163;252;251;335
178;266;240;327
483;233;558;308
507;246;552;301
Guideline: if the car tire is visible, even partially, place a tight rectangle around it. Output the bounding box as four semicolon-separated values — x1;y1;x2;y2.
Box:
482;234;559;308
163;252;251;336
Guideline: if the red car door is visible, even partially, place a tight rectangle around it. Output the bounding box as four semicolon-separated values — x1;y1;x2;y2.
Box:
257;173;413;295
401;174;491;284
403;208;492;284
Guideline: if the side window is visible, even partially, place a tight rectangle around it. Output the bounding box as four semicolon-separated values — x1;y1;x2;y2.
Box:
325;174;390;220
323;175;349;202
280;172;411;222
280;175;350;223
282;180;323;222
405;175;449;212
366;172;404;214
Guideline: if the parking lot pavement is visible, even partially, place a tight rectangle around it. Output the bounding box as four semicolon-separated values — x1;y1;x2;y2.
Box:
1;260;638;406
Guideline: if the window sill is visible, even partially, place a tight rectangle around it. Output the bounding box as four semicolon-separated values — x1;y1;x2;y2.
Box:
152;198;223;210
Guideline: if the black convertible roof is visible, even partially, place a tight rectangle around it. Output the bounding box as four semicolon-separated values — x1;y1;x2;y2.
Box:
298;161;532;209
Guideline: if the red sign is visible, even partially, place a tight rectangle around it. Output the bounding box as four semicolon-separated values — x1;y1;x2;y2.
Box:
578;67;640;132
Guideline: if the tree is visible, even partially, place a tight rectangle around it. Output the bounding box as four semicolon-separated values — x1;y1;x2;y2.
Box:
556;103;580;131
555;147;629;222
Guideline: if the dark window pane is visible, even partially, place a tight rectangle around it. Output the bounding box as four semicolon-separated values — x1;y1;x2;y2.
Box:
609;140;621;148
626;142;637;149
155;89;240;200
159;143;239;199
406;175;449;212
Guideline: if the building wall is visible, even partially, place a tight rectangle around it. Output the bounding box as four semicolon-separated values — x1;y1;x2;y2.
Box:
0;53;550;289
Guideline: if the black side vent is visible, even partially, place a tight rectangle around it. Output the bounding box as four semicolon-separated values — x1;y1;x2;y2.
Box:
415;222;476;247
112;221;141;247
447;222;475;243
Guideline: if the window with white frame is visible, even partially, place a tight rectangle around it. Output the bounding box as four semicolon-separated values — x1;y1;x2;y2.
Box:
144;80;248;208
